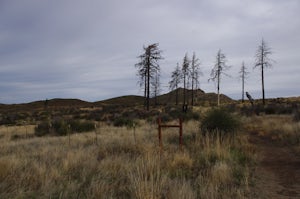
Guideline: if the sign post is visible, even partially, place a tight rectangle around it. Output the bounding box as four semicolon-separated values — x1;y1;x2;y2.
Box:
157;118;183;151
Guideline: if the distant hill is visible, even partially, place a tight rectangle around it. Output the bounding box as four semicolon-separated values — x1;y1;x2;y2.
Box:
94;95;144;106
34;98;91;108
0;98;91;112
155;88;233;105
0;88;234;112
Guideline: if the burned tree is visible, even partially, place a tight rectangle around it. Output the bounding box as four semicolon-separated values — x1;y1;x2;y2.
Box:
239;62;249;103
152;69;161;106
209;49;230;106
135;43;163;111
169;63;182;105
190;52;202;106
182;53;190;111
254;39;274;105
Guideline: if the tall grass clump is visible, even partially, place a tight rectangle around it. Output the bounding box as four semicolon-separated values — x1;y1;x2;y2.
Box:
128;151;167;199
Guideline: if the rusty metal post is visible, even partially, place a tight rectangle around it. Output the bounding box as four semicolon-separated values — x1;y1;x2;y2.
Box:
179;118;183;151
157;117;183;151
94;123;98;145
68;124;71;146
157;118;162;149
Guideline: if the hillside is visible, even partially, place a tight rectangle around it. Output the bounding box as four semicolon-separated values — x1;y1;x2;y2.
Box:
155;88;233;105
0;88;233;111
0;88;235;125
94;95;144;106
0;98;91;112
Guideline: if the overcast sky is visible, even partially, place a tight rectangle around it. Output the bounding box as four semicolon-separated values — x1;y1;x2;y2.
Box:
0;0;299;104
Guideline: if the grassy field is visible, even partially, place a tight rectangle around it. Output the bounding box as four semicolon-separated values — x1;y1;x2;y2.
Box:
0;118;256;199
1;97;300;199
244;114;300;152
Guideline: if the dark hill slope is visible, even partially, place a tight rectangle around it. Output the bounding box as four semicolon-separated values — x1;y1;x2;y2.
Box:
0;89;233;112
0;99;91;112
155;88;233;105
94;95;144;106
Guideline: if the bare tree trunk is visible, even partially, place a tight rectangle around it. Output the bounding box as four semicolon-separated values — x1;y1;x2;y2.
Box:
242;73;244;103
217;70;220;106
262;63;265;105
146;55;150;111
241;62;245;103
217;57;221;106
191;76;194;106
183;74;186;106
261;48;265;106
144;72;147;107
175;86;178;105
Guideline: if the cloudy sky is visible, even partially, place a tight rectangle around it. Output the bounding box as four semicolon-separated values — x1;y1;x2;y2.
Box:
0;0;299;104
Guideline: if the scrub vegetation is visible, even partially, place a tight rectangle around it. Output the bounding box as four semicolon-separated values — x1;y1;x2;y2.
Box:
0;95;299;198
0;110;256;199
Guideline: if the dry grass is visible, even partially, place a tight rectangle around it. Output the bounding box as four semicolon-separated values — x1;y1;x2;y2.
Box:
244;115;300;145
0;120;255;198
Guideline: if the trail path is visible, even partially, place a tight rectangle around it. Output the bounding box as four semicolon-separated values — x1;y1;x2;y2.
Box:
250;132;300;198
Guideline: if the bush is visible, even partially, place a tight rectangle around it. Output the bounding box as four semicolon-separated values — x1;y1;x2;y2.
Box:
264;104;276;115
52;120;69;136
293;110;300;122
69;120;95;133
167;108;200;121
113;117;134;127
35;119;95;136
185;110;200;121
200;108;240;138
35;121;51;137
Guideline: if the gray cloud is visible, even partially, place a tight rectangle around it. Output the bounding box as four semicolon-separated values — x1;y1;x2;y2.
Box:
0;0;299;103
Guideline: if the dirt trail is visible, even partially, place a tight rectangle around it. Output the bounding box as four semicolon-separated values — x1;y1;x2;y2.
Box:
250;132;300;198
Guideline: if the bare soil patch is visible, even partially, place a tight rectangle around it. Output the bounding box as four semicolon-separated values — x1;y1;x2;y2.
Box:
250;131;300;198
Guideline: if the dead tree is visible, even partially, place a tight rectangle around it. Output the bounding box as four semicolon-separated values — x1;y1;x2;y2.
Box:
209;49;230;106
182;53;190;112
169;63;182;105
254;39;274;105
239;62;249;103
135;43;163;111
152;69;160;106
190;52;202;106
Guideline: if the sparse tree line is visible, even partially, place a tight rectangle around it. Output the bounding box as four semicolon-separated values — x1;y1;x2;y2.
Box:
169;52;202;111
135;39;274;111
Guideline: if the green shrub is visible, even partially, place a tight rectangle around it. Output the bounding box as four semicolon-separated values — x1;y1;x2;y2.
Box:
200;108;240;138
293;109;300;122
185;110;200;121
167;108;200;121
35;119;95;136
113;117;134;127
35;121;51;137
159;113;172;122
51;120;69;136
10;134;22;141
69;120;95;133
264;105;276;115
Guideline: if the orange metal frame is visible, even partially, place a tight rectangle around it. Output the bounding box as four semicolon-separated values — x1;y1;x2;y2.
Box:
157;118;183;150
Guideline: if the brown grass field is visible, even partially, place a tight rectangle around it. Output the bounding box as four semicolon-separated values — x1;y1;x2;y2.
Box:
0;95;300;198
0;118;257;199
